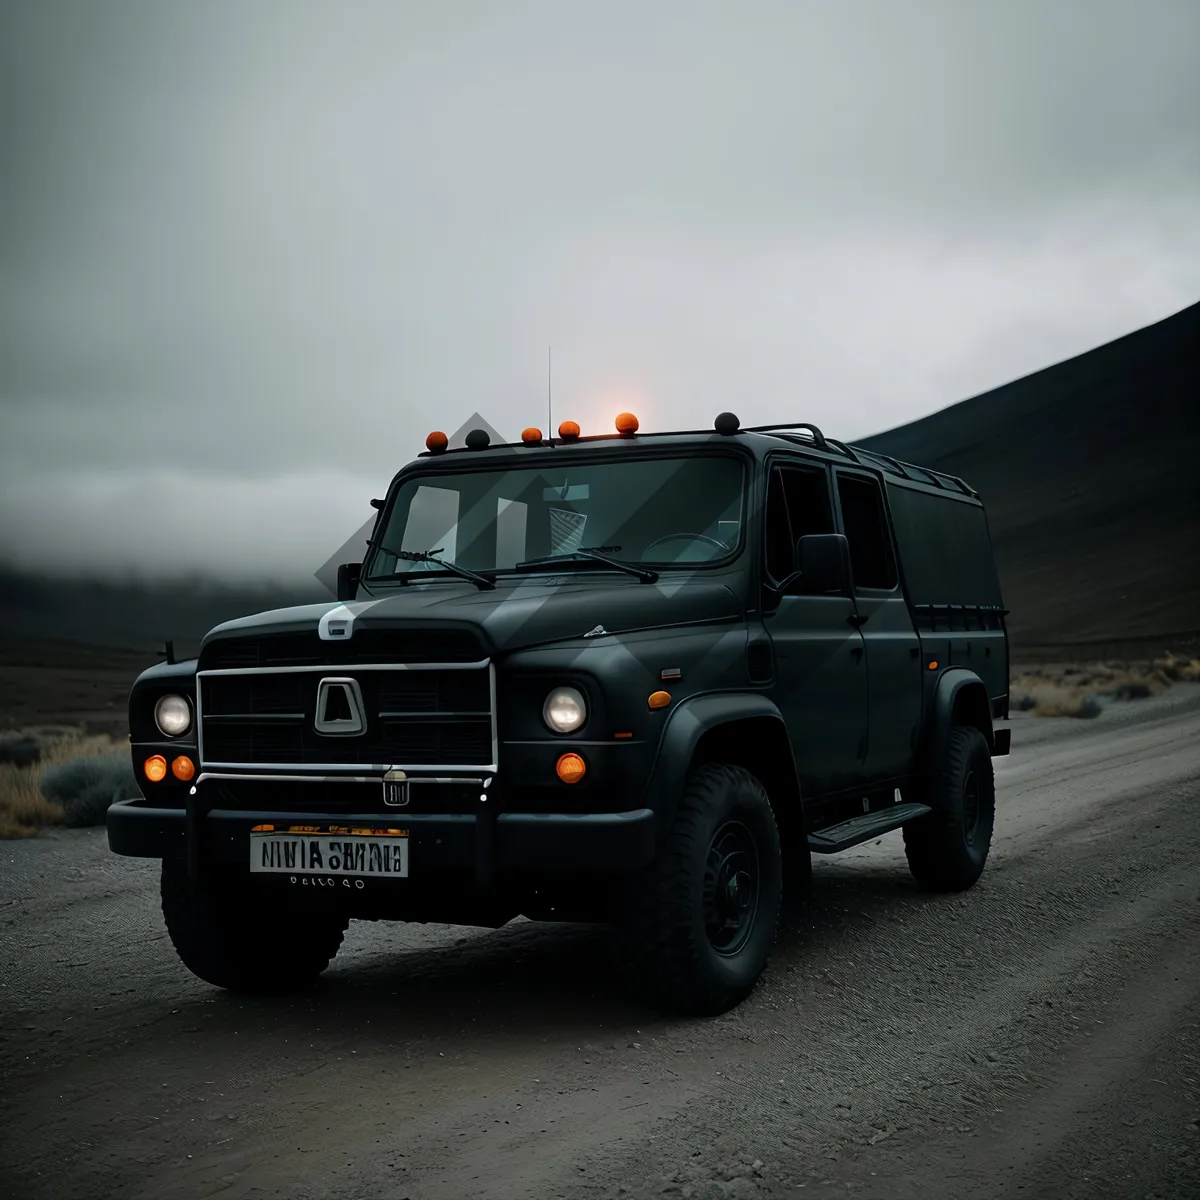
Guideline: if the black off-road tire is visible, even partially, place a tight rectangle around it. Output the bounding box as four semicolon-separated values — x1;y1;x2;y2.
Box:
903;725;995;892
615;763;783;1016
160;858;349;993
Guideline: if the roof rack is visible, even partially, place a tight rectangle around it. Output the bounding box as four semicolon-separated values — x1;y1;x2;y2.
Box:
744;421;830;448
846;446;976;497
745;422;976;497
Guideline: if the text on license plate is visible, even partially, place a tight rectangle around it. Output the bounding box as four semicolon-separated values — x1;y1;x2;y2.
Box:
249;831;409;877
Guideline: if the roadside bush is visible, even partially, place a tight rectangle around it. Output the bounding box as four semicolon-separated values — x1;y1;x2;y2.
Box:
1108;681;1151;701
0;763;64;838
1154;653;1200;682
1011;657;1190;719
40;750;138;828
1032;686;1102;719
0;732;129;837
0;736;42;769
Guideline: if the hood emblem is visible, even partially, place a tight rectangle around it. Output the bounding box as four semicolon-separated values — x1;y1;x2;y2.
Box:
583;624;609;638
319;604;356;641
314;677;367;736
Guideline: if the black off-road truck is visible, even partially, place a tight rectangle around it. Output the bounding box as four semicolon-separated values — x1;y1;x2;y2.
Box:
108;413;1010;1015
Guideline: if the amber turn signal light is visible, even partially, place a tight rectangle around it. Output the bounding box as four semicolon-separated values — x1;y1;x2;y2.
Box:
171;755;195;781
143;755;167;782
426;430;449;453
615;412;639;435
928;660;939;671
648;690;671;709
521;427;543;445
556;752;586;784
557;420;580;440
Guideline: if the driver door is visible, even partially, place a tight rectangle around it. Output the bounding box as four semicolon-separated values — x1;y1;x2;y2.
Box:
761;460;868;796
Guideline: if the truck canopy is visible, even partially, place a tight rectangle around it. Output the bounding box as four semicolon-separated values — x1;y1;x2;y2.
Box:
885;481;1004;609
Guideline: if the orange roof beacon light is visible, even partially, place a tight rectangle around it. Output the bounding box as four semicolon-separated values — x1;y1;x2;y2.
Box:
648;690;672;710
143;754;168;783
556;752;587;783
521;426;543;446
557;420;580;441
171;755;196;782
426;430;449;454
615;412;639;436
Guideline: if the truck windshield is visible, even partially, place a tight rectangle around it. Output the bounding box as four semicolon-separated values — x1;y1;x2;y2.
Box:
364;453;746;583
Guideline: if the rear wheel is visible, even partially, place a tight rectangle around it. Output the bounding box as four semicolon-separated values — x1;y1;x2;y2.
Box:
615;763;783;1015
160;858;348;993
903;725;995;892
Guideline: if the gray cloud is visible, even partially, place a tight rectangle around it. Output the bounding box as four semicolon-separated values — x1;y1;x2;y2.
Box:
2;0;1198;579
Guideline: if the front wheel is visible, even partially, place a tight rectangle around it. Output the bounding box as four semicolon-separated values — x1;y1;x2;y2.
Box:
615;763;783;1016
160;858;349;993
903;725;995;892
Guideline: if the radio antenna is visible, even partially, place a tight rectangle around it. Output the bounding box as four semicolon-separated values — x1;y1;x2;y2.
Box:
547;346;552;435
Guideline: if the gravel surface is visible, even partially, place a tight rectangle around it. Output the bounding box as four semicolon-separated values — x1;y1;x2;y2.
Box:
2;687;1198;1200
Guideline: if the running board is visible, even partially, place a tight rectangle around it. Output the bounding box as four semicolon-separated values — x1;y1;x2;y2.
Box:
806;802;933;853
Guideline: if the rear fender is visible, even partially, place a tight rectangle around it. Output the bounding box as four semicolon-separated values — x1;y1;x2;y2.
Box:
923;668;994;781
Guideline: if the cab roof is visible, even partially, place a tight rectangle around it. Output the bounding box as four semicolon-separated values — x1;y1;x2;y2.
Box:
416;414;979;499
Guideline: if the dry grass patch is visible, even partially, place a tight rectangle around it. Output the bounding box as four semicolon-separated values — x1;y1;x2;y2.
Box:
0;771;64;838
1009;654;1193;719
0;731;128;838
1154;652;1200;683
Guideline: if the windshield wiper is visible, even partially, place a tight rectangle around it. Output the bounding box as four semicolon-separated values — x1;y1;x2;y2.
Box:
388;548;495;590
514;548;659;584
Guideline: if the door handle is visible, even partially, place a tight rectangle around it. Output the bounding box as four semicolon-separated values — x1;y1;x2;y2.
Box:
847;612;868;627
851;646;863;660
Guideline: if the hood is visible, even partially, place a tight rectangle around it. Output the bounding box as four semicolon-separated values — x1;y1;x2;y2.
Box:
201;576;743;656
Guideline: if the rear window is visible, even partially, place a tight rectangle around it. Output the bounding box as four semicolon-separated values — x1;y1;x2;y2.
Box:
886;484;1003;607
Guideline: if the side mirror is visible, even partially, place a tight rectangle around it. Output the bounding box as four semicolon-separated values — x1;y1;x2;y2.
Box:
789;533;853;595
336;562;362;602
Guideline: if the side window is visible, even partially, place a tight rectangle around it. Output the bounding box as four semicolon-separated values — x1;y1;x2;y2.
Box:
779;466;834;541
764;468;793;582
835;473;897;590
763;462;835;585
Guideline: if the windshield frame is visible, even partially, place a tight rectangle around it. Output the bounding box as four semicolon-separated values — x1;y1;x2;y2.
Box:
360;443;754;588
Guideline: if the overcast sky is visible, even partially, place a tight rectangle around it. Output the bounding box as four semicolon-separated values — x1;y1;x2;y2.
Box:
2;0;1198;583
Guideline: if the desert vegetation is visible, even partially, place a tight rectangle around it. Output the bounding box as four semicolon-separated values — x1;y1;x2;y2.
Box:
0;729;134;838
1009;652;1199;719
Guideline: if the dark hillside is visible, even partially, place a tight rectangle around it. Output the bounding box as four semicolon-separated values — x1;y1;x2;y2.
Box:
859;301;1200;649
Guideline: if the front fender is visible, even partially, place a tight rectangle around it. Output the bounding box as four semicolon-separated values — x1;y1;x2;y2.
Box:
642;691;796;839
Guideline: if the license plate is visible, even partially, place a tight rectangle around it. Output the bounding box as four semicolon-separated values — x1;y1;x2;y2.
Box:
249;828;409;878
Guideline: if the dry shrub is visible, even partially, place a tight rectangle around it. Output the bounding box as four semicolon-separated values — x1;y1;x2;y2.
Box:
0;736;42;769
1009;652;1193;720
1030;685;1102;719
41;747;138;828
1091;669;1169;701
1155;653;1200;682
0;731;128;839
0;766;64;838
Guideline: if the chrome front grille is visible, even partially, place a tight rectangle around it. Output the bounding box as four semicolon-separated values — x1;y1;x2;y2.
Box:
197;658;497;773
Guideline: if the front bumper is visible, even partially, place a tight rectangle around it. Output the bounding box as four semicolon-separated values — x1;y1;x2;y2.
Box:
106;797;657;878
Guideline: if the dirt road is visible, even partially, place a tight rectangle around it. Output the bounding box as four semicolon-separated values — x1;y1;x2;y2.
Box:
3;689;1198;1200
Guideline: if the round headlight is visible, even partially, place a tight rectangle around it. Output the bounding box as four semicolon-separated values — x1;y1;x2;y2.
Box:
154;693;192;737
543;686;587;734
